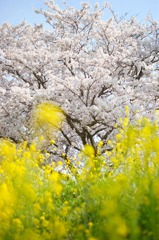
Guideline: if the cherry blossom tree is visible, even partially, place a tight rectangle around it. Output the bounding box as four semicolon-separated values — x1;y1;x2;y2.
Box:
0;1;159;160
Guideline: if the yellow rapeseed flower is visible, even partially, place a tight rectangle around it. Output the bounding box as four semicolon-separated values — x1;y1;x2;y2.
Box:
32;102;64;130
83;145;95;158
0;139;16;160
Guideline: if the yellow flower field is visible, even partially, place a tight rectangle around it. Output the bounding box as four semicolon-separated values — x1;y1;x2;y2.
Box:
1;104;159;239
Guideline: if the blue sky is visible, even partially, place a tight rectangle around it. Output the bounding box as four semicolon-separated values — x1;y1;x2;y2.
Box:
0;0;159;26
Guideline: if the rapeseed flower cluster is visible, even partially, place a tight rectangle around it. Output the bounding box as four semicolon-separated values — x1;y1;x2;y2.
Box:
31;101;65;146
1;103;159;239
